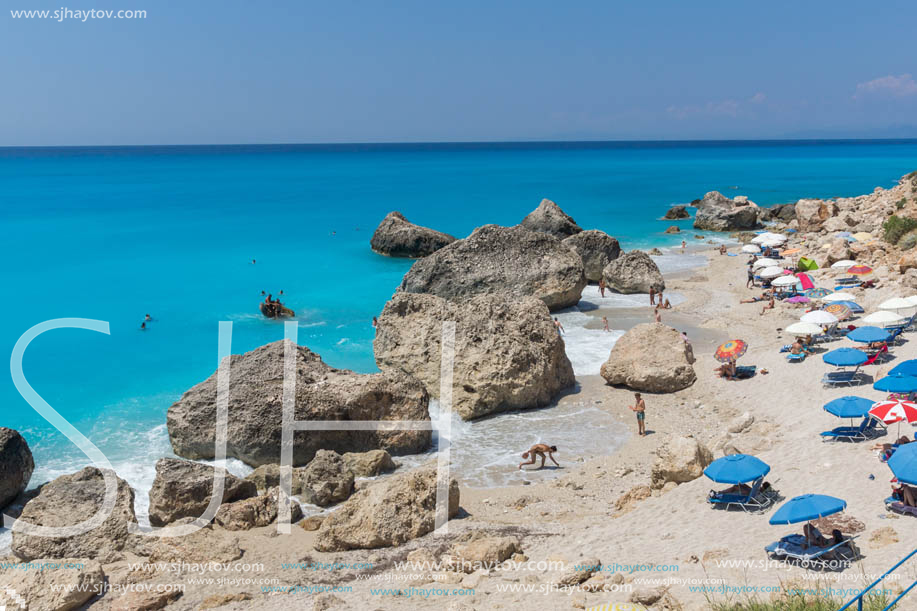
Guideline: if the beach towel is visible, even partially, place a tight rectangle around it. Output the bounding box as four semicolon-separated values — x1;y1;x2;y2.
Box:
796;273;815;290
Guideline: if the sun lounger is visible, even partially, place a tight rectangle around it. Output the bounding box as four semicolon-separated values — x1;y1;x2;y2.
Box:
885;496;917;517
765;534;859;570
821;368;864;387
886;327;905;345
862;345;889;365
787;352;806;363
734;365;756;379
820;416;884;442
707;478;773;512
835;277;860;286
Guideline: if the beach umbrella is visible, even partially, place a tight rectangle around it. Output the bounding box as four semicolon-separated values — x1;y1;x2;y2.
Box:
752;258;781;269
759;266;785;279
847;265;873;276
873;372;917;393
782;248;801;256
822;292;856;303
889;360;917;377
846;326;891;343
822;348;868;367
832;300;864;313
823;396;874;419
870;399;917;436
861;311;905;326
704;454;770;484
714;339;747;363
888;443;917;486
785;321;823;336
741;244;761;254
804;288;831;299
786;296;809;304
822;303;852;320
904;295;917;306
769;494;846;525
801;310;838;325
771;275;798;287
752;232;786;245
879;298;917;313
831;260;856;269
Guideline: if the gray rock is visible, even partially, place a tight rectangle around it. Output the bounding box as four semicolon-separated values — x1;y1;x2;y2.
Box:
602;250;665;294
214;486;303;530
342;450;396;477
663;205;690;220
398;224;587;311
374;292;574;420
651;436;713;488
664;225;680;233
520;198;582;238
0;557;104;611
370;211;456;258
147;458;257;526
12;467;138;562
295;450;354;507
167;341;432;467
694;191;758;231
562;230;621;282
600;323;696;393
0;428;34;510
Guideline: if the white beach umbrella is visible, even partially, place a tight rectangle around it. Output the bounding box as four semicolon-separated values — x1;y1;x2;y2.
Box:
861;311;905;326
759;266;785;279
879;298;917;313
801;310;838;324
905;295;917;306
741;244;761;254
752;232;786;245
822;292;857;303
831;260;856;269
771;275;799;287
752;258;781;269
785;321;824;336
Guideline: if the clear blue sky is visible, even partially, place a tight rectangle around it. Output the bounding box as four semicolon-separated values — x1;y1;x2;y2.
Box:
2;0;916;145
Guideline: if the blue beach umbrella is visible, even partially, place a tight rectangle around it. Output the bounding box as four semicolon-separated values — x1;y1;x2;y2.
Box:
846;326;891;343
832;300;864;313
703;454;771;484
823;396;874;419
874;372;917;393
805;288;831;299
822;348;868;367
769;494;847;525
889;360;917;377
888;443;917;486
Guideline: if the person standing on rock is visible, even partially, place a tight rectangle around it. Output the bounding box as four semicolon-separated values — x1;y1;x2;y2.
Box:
554;317;565;335
629;392;646;436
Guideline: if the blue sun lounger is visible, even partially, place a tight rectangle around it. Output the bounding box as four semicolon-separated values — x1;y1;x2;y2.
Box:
885;496;917;517
707;477;773;512
820;416;884;442
822;368;864;388
787;352;806;363
765;534;859;570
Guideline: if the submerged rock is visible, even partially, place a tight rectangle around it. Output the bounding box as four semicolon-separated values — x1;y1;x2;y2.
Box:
693;191;758;231
398;224;587;311
147;458;257;526
0;427;34;510
167;341;432;468
370;211;456;258
600;323;696;392
520;198;583;238
602;250;665;294
562;229;621;282
374;292;575;420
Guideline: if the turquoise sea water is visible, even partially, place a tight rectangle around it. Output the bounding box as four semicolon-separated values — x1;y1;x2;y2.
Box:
2;139;917;504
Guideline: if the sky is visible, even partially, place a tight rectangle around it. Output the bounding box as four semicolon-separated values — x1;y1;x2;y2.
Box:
1;0;916;145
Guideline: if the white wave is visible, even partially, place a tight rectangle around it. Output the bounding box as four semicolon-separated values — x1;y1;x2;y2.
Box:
554;307;623;375
0;529;10;556
651;253;708;275
578;285;686;309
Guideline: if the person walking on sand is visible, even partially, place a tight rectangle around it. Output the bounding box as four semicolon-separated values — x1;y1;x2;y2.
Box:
649;287;656;305
602;316;609;332
599;277;606;298
518;444;559;470
629;392;646;436
654;306;662;323
554;317;565;335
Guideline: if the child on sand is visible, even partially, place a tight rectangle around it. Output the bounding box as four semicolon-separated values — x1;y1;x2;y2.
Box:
628;392;646;436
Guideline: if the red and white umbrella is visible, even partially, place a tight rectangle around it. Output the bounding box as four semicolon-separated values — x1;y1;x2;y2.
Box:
870;399;917;435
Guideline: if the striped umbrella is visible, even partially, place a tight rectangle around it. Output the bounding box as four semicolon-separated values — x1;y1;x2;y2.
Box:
715;339;747;363
823;303;852;321
870;399;917;436
847;265;873;276
805;288;831;299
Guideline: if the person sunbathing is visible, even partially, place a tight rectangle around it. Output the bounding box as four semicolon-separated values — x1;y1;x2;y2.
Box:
740;292;769;303
715;361;737;379
790;340;804;355
759;294;776;315
803;523;835;548
894;484;917;507
717;481;771;496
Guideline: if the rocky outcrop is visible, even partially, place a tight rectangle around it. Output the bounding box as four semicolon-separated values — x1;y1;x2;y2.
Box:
398;224;587;311
651;436;713;488
600;323;696;392
759;203;796;222
520;199;583;238
663;205;690;220
0;428;34;510
167;341;432;468
214;486;302;530
342;450;396;477
374;292;575;420
693;191;758;231
147;458;257;527
664;226;680;234
449;532;521;570
826;238;854;266
149;521;242;565
0;557;104;611
562;230;621;282
795;199;837;232
315;463;459;551
294;450;354;507
370;211;456;258
601;251;665;294
12;467;137;562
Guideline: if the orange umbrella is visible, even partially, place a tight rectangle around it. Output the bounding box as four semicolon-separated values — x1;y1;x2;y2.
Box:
782;248;801;256
823;303;852;320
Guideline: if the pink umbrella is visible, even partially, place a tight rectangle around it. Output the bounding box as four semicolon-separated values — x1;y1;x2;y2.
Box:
869;399;917;436
786;296;810;303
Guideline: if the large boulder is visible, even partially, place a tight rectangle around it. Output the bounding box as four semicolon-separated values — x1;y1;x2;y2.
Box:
294;450;354;507
147;458;257;527
663;205;690;220
12;467;138;562
0;557;104;611
601;251;665;294
370;211;456;258
214;486;302;531
600;323;696;392
374;292;575;420
520;198;583;238
693;191;758;231
0;428;34;510
398;224;587;311
342;450;396;477
315;463;459;551
795;199;838;232
825;238;854;266
562;230;621;282
651;436;713;488
167;341;432;468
